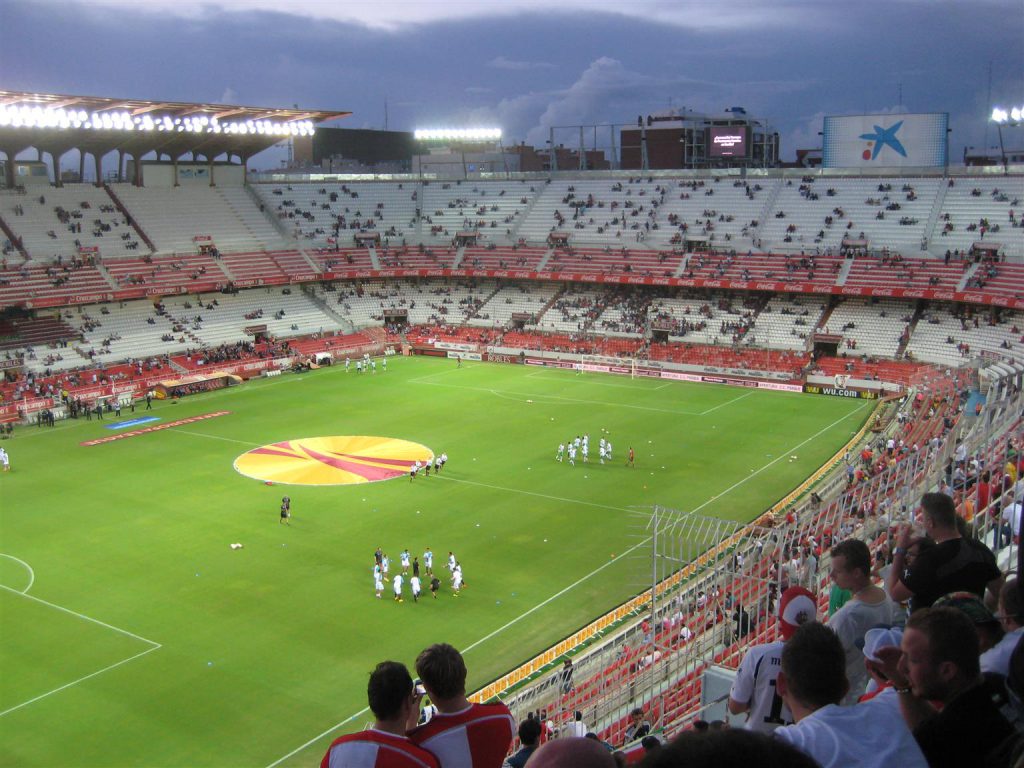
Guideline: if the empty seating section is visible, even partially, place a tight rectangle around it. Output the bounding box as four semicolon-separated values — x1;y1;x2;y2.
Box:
654;177;772;249
71;299;189;362
1;186;142;261
110;184;285;253
824;298;912;357
683;251;842;287
313;279;494;328
378;244;457;269
936;178;1024;258
535;286;606;334
515;178;666;245
547;246;684;277
0;261;111;306
102;252;226;293
843;254;966;291
250;182;417;247
967;261;1024;299
470;282;558;328
460;246;547;270
269;250;319;279
748;294;824;350
0;315;77;353
420;180;536;243
309;247;374;271
905;306;1023;365
758;176;939;255
219;251;288;283
159;288;346;348
648;291;748;345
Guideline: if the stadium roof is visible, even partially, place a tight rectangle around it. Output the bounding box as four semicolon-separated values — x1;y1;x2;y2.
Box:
0;90;351;162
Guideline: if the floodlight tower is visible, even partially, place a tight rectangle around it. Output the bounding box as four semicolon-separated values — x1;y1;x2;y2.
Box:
990;106;1024;171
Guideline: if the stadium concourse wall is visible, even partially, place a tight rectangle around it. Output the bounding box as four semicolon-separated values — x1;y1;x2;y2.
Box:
14;262;1024;313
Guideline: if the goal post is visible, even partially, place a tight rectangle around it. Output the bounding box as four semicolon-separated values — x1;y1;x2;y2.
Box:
579;353;638;379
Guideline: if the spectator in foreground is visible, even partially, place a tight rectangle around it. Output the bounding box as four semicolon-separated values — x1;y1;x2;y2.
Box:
774;622;927;768
982;577;1024;676
826;538;897;703
504;717;540;768
887;492;1002;612
638;728;819;768
409;643;515;768
727;586;817;732
320;661;439;768
876;606;1018;768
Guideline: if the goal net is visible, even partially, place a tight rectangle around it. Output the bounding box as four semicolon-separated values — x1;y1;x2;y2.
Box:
579;353;639;379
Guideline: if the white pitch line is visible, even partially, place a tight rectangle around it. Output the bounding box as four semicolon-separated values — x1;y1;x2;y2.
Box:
460;537;650;655
0;645;161;718
0;554;35;593
164;428;261;447
698;390;755;416
411;380;704;415
523;370;650;390
0;583;161;647
689;401;869;513
0;583;162;719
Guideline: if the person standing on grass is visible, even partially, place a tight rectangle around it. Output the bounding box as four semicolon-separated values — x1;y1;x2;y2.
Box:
0;447;9;472
375;566;384;599
410;574;422;602
393;573;404;603
423;548;433;575
627;446;635;467
280;496;291;525
430;575;441;599
320;661;438;768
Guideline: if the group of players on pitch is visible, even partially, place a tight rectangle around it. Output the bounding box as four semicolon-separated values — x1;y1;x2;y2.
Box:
555;433;636;467
409;453;448;480
374;546;465;603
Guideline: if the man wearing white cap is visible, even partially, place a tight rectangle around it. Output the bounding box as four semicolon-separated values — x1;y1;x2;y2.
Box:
727;586;817;733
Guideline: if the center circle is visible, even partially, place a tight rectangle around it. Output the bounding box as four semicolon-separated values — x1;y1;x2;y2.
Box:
233;436;434;486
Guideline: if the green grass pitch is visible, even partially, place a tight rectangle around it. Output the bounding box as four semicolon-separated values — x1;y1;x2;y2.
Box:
0;357;869;767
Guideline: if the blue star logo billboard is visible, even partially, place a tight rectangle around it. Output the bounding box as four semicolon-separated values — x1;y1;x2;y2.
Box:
823;113;948;168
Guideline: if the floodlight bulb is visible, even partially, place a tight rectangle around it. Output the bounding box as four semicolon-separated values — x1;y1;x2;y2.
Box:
1012;108;1022;122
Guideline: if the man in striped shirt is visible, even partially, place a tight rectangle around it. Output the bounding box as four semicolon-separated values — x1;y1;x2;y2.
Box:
409;643;515;768
321;661;439;768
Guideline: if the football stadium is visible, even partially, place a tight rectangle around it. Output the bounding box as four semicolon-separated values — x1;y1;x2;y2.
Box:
1;38;1024;768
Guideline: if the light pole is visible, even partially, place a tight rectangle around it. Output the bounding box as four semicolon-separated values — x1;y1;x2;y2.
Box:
990;106;1023;172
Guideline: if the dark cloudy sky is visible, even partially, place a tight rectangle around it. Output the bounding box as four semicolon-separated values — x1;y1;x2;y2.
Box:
1;0;1022;168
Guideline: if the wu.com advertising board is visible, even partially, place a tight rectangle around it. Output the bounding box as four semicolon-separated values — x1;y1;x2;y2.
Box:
822;113;948;168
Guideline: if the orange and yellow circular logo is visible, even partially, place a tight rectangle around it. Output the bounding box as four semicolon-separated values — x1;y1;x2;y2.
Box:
234;436;433;486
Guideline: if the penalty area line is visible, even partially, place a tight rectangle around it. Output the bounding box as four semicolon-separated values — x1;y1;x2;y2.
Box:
0;645;161;719
0;583;162;719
